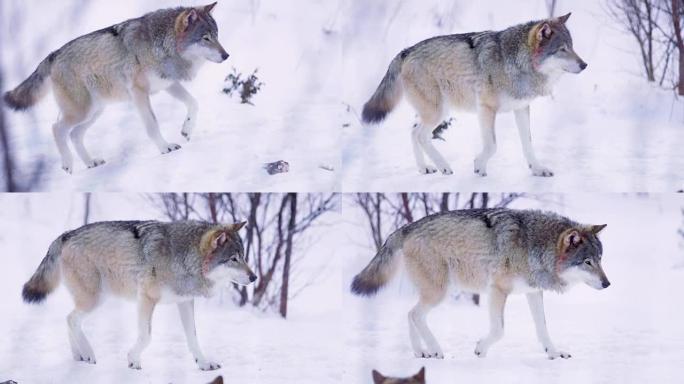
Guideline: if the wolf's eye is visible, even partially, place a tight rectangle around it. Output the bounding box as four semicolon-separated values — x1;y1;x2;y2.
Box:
584;259;592;266
203;35;211;42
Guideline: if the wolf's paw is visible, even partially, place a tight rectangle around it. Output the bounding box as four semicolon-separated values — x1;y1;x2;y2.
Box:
74;354;96;364
87;159;106;169
62;165;73;175
419;166;438;175
128;361;142;370
545;348;571;360
440;167;454;175
196;358;222;371
530;165;554;177
474;341;489;358
474;167;487;177
161;143;182;154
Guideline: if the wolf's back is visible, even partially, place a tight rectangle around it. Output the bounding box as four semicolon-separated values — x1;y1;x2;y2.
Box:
351;231;404;296
4;53;55;111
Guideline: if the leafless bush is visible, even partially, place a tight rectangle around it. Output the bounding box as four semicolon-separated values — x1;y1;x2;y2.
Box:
607;0;683;93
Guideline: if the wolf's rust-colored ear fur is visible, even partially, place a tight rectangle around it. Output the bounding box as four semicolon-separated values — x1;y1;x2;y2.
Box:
558;228;582;255
200;228;228;256
175;8;199;34
414;367;426;382
372;370;385;384
204;2;218;14
225;221;247;232
557;12;572;24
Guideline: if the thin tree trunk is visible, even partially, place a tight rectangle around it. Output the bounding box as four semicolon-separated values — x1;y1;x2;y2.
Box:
279;193;297;318
400;193;414;223
674;0;684;95
440;193;450;212
0;63;15;192
83;194;92;225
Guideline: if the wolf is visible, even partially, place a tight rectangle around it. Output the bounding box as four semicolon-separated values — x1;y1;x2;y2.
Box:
362;13;586;177
372;367;426;384
351;208;609;360
4;3;229;174
22;220;257;370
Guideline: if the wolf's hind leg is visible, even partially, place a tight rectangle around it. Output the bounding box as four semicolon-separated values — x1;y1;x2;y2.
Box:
127;295;157;370
514;107;553;177
131;87;181;154
410;124;436;174
70;110;105;169
475;287;507;357
166;82;198;141
178;300;221;371
407;272;447;359
66;292;100;364
474;105;497;176
53;116;85;175
526;291;570;359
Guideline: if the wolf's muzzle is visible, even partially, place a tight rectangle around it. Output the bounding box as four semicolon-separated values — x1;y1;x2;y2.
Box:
601;279;610;289
579;61;588;71
221;52;230;62
248;272;257;283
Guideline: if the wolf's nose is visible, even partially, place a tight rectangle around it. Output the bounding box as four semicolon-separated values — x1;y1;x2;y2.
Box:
602;280;610;289
221;52;230;61
579;62;588;70
249;273;257;283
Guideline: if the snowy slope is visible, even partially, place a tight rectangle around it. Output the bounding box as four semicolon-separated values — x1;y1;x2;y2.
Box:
1;0;343;192
341;0;684;192
341;194;684;383
0;194;342;384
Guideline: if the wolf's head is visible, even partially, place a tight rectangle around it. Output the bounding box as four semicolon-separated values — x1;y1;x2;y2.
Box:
176;3;229;63
372;367;425;384
530;13;587;75
556;224;610;290
201;222;257;286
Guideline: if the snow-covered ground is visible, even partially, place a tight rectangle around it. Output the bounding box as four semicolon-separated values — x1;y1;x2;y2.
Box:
0;194;342;384
342;194;684;383
341;0;684;192
2;0;342;192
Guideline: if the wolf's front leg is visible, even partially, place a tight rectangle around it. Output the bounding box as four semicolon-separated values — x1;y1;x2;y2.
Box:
526;291;571;359
127;296;157;370
166;82;198;141
178;300;221;371
514;107;553;177
474;288;507;357
474;105;497;177
131;87;182;154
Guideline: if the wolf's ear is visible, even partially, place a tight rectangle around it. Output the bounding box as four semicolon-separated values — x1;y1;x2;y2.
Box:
178;8;199;31
589;224;607;235
537;22;553;40
372;370;385;384
561;229;582;249
204;2;218;14
557;12;572;24
414;367;426;382
226;221;247;232
212;231;228;250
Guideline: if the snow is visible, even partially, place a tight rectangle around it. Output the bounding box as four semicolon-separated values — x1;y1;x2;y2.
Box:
341;194;684;384
0;194;342;384
340;0;684;192
2;0;342;192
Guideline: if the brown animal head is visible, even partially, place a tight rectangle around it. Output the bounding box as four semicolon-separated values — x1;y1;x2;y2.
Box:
372;367;426;384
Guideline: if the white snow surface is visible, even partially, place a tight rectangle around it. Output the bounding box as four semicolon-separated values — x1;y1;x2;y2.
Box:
342;194;684;384
0;194;342;384
341;0;684;192
2;0;342;192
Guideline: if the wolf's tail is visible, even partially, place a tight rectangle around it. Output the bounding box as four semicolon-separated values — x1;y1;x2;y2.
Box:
22;236;64;304
361;53;405;124
4;53;55;111
351;231;404;296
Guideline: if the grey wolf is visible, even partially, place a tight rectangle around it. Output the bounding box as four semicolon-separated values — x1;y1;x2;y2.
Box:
372;367;425;384
4;3;229;174
22;220;257;370
351;208;609;360
362;13;586;177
